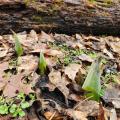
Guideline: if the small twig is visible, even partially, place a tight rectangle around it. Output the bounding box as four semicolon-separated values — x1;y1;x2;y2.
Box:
49;111;56;120
73;95;93;110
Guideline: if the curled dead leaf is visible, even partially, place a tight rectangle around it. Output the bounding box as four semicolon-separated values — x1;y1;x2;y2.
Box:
64;63;82;82
48;69;69;98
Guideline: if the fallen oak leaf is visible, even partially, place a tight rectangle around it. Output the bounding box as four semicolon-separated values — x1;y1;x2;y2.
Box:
48;69;69;104
64;63;82;82
65;109;87;120
1;74;34;98
17;55;38;75
0;62;33;97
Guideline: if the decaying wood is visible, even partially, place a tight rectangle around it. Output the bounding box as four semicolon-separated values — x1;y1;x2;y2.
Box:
0;0;120;35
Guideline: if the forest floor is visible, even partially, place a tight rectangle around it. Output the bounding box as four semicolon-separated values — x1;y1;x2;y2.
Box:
0;30;120;120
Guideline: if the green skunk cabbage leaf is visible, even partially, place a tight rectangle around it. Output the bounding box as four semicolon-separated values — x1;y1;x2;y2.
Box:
82;57;103;101
38;52;47;75
12;31;23;56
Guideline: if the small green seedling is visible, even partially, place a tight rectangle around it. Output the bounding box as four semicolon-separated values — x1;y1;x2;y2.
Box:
10;93;30;117
0;93;35;118
38;52;47;75
12;30;23;56
11;107;25;117
82;56;104;101
0;104;8;115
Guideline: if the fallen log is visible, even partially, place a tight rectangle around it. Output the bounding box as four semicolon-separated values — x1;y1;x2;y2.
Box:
0;0;120;35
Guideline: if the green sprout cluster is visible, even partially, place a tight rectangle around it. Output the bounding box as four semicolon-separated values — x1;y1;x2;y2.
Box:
0;93;35;117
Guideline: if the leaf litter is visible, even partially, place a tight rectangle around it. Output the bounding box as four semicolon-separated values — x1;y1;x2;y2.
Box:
0;30;120;120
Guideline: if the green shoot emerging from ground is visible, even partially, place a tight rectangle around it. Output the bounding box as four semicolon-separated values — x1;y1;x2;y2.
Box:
12;30;23;57
38;52;47;75
82;56;104;101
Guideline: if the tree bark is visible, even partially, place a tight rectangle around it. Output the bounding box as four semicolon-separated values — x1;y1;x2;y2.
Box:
0;0;120;35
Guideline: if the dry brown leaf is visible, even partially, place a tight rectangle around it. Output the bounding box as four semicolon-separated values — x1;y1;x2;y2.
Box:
48;69;69;98
106;38;120;55
17;55;38;75
0;62;33;97
39;31;54;42
103;48;114;59
110;109;117;120
1;74;33;98
29;30;38;41
102;84;120;109
54;33;75;43
65;109;87;120
31;47;63;58
44;49;64;57
69;94;82;102
0;41;9;58
76;100;99;116
30;72;40;87
0;62;9;80
64;63;81;82
83;35;100;42
45;56;57;67
0;47;8;58
30;43;49;53
78;54;94;62
109;41;120;54
44;111;62;120
71;42;85;49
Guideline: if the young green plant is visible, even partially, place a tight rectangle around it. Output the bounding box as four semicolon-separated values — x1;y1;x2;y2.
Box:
82;56;104;101
12;30;23;57
38;52;47;75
